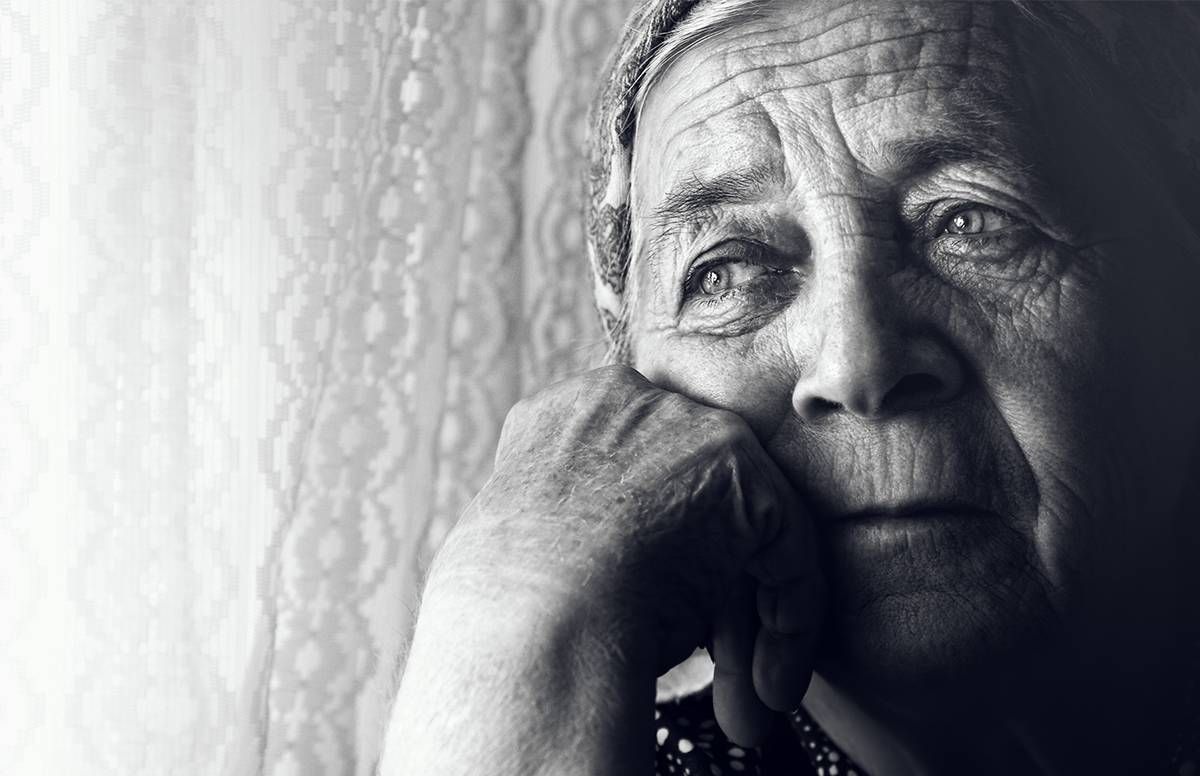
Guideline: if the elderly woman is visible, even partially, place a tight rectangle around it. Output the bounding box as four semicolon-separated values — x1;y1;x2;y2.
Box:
387;1;1200;773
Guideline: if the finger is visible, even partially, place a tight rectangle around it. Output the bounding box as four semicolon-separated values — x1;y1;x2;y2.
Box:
757;579;824;636
711;578;774;746
753;580;823;713
736;440;820;588
753;624;819;713
724;422;825;713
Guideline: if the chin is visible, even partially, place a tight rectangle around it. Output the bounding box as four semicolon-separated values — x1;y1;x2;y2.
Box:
816;517;1061;700
819;589;1056;703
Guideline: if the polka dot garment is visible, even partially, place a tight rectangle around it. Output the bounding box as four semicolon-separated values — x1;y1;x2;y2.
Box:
653;690;771;776
653;685;1200;775
653;688;865;776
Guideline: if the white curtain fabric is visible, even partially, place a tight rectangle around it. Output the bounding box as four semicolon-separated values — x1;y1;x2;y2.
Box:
0;1;634;773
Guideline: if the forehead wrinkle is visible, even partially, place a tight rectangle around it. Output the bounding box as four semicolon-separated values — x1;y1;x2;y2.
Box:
677;2;975;80
729;5;981;58
647;55;1017;166
650;60;1030;191
653;2;989;111
642;90;787;202
691;51;1013;111
687;25;980;102
640;90;795;229
643;2;1015;142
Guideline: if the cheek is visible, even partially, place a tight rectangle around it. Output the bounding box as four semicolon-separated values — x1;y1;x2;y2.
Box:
633;327;797;438
956;246;1153;592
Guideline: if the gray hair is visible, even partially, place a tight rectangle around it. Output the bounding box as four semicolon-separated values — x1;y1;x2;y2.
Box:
632;0;769;123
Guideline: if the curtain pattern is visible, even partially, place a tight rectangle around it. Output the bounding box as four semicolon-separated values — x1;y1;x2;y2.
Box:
0;0;634;773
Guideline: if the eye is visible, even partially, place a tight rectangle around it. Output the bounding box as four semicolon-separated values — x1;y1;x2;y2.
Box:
938;204;1017;236
684;259;770;298
677;239;804;330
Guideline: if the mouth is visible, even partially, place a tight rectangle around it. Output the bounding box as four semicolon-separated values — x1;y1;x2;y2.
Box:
838;500;999;524
822;498;1005;566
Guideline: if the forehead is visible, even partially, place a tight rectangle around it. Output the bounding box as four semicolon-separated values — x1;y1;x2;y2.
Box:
633;0;1025;204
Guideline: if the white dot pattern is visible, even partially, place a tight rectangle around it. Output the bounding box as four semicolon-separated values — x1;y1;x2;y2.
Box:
653;685;1200;775
788;706;865;776
654;690;770;775
653;687;862;775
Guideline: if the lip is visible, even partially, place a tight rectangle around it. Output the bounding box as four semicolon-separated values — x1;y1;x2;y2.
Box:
821;500;1004;567
819;499;1019;608
837;500;999;523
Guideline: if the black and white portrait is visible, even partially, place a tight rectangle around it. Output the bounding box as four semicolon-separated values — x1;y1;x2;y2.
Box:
8;2;1200;775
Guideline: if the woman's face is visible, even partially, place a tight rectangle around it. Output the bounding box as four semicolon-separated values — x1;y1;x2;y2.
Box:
628;0;1200;694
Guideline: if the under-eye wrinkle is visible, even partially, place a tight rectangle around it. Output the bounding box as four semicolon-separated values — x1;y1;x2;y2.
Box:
676;273;803;337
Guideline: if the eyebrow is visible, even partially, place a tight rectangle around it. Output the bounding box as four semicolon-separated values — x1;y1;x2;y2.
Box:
888;134;1032;181
890;126;1056;217
646;163;784;241
887;84;1039;181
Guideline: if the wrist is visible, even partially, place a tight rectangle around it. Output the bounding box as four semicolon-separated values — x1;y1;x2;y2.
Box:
384;566;657;775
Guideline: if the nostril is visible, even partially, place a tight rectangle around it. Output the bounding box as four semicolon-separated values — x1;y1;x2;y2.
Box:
804;396;842;418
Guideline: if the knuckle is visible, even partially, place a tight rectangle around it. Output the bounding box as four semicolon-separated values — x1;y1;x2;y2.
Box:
535;365;643;408
588;363;645;392
506;396;530;421
566;364;654;411
497;396;538;452
501;397;530;432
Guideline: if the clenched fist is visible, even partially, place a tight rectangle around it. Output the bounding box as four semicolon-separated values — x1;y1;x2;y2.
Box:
386;366;826;775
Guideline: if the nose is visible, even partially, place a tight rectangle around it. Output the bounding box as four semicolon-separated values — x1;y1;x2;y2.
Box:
791;265;964;422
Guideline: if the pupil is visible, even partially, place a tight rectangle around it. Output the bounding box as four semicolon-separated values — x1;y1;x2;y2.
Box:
704;269;722;291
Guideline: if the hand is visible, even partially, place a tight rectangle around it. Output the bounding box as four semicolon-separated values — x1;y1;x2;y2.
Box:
426;365;826;745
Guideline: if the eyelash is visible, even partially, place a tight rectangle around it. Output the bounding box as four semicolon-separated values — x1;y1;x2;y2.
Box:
681;261;800;320
682;254;779;300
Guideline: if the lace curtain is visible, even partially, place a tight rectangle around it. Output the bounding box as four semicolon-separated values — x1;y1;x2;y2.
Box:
0;0;634;773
